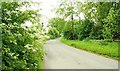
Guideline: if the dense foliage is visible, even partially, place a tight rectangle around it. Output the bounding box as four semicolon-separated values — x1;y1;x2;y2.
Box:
47;28;59;39
77;19;94;40
53;1;120;41
49;18;66;34
62;20;78;40
50;0;119;60
1;2;44;70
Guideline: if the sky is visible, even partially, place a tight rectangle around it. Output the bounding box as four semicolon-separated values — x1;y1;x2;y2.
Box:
23;0;85;28
39;0;59;19
28;0;59;19
23;0;119;29
22;0;119;21
21;0;60;28
38;0;59;26
31;0;60;27
36;0;84;23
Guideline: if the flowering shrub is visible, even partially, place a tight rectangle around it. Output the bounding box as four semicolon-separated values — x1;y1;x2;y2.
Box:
1;2;44;70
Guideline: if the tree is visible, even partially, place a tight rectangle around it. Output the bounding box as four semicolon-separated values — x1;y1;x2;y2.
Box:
63;20;78;40
49;18;66;34
55;0;81;40
81;2;119;40
103;2;120;40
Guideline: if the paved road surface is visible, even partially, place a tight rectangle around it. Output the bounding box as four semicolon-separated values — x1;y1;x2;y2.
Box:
44;38;118;69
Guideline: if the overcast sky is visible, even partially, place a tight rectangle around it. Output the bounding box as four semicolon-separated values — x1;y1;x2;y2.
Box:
19;0;59;27
27;0;59;19
39;0;59;26
39;0;59;18
28;0;59;27
22;0;85;28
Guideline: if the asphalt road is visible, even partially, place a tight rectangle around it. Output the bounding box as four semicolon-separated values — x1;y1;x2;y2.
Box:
44;38;118;69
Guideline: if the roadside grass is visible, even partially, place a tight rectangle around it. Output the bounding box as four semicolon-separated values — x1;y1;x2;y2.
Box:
60;38;118;60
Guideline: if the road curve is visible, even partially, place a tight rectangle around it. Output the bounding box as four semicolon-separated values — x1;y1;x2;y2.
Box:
43;38;118;69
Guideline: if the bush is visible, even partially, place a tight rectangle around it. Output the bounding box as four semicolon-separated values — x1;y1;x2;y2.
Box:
1;2;44;70
89;25;104;40
2;23;45;70
62;21;78;40
47;28;59;39
77;19;94;40
2;24;45;69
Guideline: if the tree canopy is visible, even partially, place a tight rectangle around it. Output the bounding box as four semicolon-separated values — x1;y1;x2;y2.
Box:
51;0;120;41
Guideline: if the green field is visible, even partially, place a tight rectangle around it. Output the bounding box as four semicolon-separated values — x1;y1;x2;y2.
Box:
60;38;118;60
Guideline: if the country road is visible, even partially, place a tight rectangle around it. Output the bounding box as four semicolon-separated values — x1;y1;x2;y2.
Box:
43;38;118;69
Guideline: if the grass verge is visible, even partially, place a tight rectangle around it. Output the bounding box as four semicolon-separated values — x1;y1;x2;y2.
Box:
60;38;118;60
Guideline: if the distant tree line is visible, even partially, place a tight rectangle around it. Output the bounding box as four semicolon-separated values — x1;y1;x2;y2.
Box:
48;1;120;41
